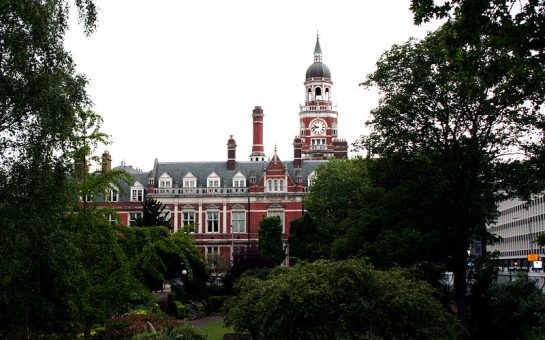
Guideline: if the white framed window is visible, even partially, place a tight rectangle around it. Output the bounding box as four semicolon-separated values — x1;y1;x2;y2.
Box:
232;172;246;187
206;246;220;262
130;181;144;202
84;195;94;202
183;172;197;187
206;211;219;233
231;211;246;233
107;188;118;202
106;213;117;225
308;171;316;187
267;178;286;193
128;212;142;226
183;211;195;226
158;173;172;188
311;138;326;146
207;172;220;188
267;210;285;232
131;188;144;202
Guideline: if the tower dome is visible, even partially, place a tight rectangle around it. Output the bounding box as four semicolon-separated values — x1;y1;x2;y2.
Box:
306;62;331;79
305;34;331;79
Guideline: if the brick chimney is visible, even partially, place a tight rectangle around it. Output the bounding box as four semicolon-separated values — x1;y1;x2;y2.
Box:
332;139;348;159
249;106;266;161
101;150;112;173
227;135;237;170
293;136;302;168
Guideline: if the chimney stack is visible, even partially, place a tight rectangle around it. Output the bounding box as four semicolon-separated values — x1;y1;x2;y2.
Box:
333;139;348;159
249;106;266;162
101;150;112;173
227;135;237;170
293;136;302;168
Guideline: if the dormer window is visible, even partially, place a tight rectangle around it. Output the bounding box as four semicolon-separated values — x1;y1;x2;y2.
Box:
308;171;316;187
183;172;197;188
158;172;172;188
232;172;246;187
130;181;144;202
107;187;118;202
207;172;220;188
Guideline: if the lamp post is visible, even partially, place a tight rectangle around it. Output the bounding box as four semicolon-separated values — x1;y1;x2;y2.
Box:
180;265;187;301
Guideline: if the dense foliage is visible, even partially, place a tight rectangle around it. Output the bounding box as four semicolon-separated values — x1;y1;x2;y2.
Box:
225;260;459;339
135;197;172;229
118;226;208;293
360;2;545;332
258;216;285;265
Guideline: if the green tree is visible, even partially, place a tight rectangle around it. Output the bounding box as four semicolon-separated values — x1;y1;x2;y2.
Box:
288;214;324;262
258;217;284;265
303;158;377;258
0;1;100;337
225;260;459;339
135;197;172;229
118;226;208;294
362;22;545;335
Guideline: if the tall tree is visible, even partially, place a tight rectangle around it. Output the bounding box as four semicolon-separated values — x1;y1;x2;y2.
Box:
0;1;99;337
302;158;376;258
362;21;545;336
258;217;284;265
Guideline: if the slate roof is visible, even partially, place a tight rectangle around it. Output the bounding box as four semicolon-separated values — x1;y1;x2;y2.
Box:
111;165;148;202
151;160;326;188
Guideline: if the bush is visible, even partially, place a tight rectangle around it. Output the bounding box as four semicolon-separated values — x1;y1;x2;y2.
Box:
173;301;185;319
103;312;172;339
225;260;459;339
207;295;228;314
132;323;206;340
184;301;207;320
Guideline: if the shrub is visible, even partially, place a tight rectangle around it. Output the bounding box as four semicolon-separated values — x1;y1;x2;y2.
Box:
225;260;459;339
207;295;228;314
103;312;172;339
184;301;207;320
132;323;206;340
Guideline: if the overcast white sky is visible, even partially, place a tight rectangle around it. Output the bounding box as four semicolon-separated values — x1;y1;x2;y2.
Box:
65;0;441;171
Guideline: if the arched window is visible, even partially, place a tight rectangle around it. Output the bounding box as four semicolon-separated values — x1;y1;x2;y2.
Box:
279;179;284;191
315;87;322;100
268;180;272;192
273;180;278;191
325;88;330;100
307;88;312;101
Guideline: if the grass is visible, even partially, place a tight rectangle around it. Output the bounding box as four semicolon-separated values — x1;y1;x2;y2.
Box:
200;319;235;340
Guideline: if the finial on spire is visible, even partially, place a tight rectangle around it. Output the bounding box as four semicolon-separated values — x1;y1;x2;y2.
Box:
274;144;277;154
313;33;322;63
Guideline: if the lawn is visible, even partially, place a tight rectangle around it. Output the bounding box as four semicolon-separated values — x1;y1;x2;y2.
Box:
200;319;235;340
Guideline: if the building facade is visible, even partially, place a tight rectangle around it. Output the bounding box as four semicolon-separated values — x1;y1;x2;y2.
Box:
97;36;348;265
487;194;545;270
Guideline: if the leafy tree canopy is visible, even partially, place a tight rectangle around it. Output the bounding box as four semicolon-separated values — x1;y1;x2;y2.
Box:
118;226;208;293
225;260;459;340
361;9;545;335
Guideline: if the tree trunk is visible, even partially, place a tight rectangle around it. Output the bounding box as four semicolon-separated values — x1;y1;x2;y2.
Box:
453;249;470;340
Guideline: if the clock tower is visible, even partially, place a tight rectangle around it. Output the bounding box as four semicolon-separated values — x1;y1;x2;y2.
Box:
299;34;346;160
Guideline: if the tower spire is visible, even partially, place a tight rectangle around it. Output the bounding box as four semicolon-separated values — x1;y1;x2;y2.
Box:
314;33;322;62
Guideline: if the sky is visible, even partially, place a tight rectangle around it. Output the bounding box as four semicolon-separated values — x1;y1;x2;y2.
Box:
65;0;441;172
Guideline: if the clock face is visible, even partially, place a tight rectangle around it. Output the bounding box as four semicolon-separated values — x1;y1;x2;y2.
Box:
311;120;326;135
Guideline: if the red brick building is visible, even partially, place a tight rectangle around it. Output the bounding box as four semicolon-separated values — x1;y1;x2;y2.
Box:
99;35;347;265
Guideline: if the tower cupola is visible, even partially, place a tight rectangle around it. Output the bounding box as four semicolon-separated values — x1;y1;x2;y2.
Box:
306;34;331;79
